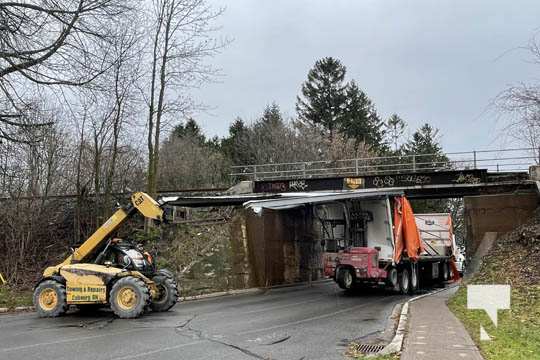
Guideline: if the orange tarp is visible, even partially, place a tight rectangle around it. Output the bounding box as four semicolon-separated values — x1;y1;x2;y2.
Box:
392;196;424;263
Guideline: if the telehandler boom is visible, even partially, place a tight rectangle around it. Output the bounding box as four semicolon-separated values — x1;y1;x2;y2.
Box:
34;192;179;318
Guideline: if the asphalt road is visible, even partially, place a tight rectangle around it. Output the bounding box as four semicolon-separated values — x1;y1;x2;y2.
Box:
0;281;407;360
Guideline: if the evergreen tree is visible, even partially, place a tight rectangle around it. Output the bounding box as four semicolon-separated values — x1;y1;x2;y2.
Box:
254;103;286;136
221;117;252;165
404;123;448;169
296;57;348;138
173;118;205;144
339;80;385;149
385;114;407;152
405;123;451;213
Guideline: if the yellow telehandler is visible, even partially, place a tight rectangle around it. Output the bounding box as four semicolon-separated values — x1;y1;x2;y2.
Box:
33;192;179;318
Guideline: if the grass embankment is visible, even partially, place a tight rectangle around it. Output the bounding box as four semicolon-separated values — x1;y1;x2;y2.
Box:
0;286;33;309
448;211;540;360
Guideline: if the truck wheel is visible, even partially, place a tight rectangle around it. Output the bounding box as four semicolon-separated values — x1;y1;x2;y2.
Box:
398;268;410;295
150;275;179;312
337;268;354;290
439;262;449;283
33;280;68;317
410;263;419;294
386;267;398;288
110;277;150;318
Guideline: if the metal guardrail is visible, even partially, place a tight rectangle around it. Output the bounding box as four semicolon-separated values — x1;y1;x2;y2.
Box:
230;148;540;181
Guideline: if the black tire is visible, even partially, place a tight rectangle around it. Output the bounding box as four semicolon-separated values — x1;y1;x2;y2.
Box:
439;261;449;283
150;275;179;312
33;280;68;317
386;267;398;289
337;268;354;290
398;268;410;295
157;268;175;279
410;263;419;294
109;277;150;319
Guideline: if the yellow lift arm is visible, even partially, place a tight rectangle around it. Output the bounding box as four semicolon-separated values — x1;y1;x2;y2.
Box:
44;192;165;276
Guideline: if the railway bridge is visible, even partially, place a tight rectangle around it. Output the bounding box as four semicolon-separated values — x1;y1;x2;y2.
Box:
166;148;540;286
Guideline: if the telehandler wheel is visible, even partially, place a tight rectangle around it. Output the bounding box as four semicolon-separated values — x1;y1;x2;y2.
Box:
150;275;179;312
33;280;68;317
110;277;150;318
157;268;175;279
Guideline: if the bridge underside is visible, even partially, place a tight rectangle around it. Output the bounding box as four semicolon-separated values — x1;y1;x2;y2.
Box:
251;169;537;199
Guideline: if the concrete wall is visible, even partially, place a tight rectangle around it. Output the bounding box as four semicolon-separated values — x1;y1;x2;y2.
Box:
464;193;538;256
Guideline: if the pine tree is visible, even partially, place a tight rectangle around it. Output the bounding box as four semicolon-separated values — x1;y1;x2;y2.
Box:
173;118;205;144
385;114;407;152
405;123;450;213
259;103;284;128
404;123;448;169
221;117;252;165
296;57;348;139
339;80;385;149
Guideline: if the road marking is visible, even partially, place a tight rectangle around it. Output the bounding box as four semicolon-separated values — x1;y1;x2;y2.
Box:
0;328;145;352
110;340;205;360
238;298;383;335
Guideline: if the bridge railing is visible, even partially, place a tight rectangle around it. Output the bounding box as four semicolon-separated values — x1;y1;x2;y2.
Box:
230;147;539;181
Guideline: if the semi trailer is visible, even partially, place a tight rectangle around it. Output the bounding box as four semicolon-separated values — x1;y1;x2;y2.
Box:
322;195;457;294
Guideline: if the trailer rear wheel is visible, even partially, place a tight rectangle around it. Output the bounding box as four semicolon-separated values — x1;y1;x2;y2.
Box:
398;268;410;295
337;268;354;290
410;263;419;294
439;261;449;283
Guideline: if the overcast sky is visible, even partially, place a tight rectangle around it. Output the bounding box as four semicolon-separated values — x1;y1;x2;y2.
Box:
192;0;540;152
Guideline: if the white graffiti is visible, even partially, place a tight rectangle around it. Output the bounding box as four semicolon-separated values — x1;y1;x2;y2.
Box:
372;176;395;188
289;180;308;191
399;174;431;185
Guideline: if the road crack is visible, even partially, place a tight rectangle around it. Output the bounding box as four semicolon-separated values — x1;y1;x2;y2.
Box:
174;314;273;359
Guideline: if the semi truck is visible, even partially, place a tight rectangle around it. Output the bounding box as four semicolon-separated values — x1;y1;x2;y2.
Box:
322;195;457;294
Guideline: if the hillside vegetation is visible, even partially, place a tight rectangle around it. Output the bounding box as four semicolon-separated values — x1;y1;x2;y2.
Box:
448;209;540;359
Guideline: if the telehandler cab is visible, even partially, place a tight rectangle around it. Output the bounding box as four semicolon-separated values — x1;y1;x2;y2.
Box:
33;192;179;318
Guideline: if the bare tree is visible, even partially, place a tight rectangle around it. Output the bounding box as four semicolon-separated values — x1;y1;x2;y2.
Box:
498;36;540;161
0;0;134;142
144;0;226;197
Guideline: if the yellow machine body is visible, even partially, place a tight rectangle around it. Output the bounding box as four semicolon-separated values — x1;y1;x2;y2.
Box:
41;192;163;301
34;192;179;318
58;264;157;304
